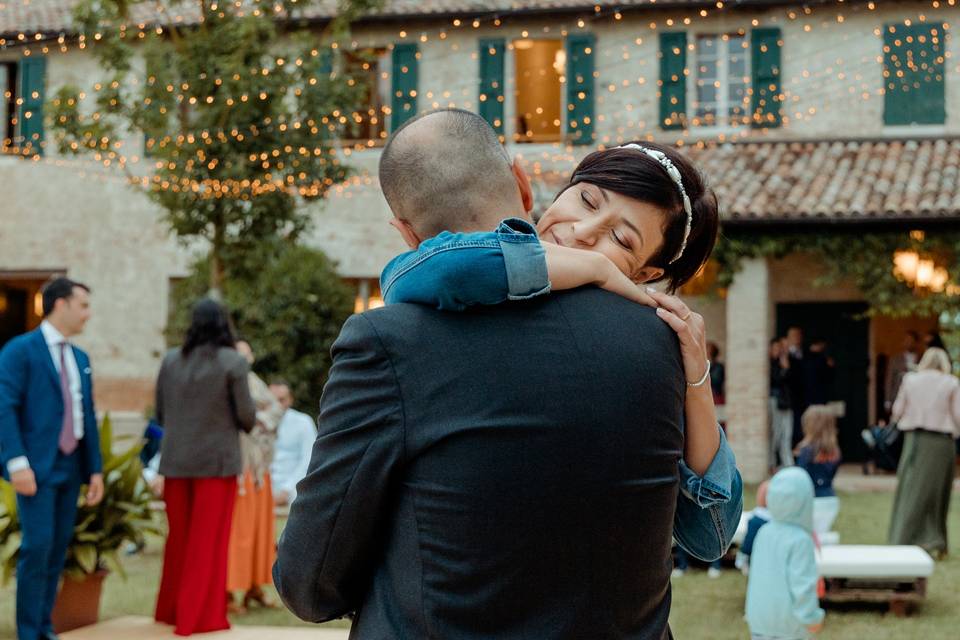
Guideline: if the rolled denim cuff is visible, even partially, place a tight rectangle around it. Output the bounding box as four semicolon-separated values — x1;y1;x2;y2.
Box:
496;218;551;301
678;425;737;508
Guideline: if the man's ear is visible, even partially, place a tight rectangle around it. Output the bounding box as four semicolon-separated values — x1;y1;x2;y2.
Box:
389;218;423;249
512;158;535;215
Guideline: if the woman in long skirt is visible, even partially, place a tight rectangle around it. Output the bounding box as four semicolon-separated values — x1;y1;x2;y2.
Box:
154;299;256;634
226;340;284;612
887;348;960;559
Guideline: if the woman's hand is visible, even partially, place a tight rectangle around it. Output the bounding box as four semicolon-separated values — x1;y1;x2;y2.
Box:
543;243;656;307
646;289;709;385
647;288;719;476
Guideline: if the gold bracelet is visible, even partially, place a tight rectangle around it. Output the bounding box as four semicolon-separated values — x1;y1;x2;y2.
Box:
687;360;711;387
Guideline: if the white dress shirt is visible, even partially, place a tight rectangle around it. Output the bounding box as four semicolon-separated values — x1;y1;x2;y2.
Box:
6;321;85;473
269;408;317;500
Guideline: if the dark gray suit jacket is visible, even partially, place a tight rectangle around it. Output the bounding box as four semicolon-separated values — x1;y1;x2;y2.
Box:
275;288;685;639
155;345;256;478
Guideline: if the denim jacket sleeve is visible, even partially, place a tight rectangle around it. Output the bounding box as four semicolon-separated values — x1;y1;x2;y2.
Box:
380;218;550;311
672;426;744;561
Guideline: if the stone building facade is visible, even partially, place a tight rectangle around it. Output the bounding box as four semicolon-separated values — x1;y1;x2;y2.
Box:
2;0;959;478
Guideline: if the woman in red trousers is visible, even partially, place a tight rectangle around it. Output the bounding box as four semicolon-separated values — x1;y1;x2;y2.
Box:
153;299;256;635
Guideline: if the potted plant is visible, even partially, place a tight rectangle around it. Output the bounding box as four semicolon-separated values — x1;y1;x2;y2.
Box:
0;414;161;632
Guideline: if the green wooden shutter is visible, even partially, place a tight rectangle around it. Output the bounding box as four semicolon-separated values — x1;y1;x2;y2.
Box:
659;32;687;130
478;38;505;136
883;22;946;125
18;56;46;155
319;46;334;75
566;33;595;145
750;27;783;129
391;43;418;132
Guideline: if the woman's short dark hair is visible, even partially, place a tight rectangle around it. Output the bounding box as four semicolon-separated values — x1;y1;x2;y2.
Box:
559;141;720;292
182;298;236;356
42;277;90;317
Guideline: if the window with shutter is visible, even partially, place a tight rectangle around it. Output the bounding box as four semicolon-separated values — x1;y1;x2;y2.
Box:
390;43;418;132
18;56;45;155
883;22;946;126
750;27;782;129
565;33;595;145
479;38;506;137
659;32;687;129
1;62;16;150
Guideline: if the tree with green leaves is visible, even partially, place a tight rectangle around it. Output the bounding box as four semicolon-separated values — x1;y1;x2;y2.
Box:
50;0;380;291
167;246;354;414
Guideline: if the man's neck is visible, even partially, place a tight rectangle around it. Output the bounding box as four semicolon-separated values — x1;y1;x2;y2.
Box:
43;317;74;340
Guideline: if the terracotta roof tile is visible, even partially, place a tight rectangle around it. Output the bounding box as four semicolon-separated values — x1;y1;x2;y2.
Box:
0;0;788;38
685;138;960;222
531;138;960;222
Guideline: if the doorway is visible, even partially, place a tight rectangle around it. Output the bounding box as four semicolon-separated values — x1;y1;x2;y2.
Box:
0;272;59;350
776;302;870;462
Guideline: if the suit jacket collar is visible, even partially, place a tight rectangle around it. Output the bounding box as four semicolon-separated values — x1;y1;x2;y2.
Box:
31;328;63;392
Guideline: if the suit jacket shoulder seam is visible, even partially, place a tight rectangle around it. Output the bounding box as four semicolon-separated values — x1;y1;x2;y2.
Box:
355;314;408;464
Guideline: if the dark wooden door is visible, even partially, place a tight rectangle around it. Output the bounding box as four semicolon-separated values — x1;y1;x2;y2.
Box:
776;302;870;462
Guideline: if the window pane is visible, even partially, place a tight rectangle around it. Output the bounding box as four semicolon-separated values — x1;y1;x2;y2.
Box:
344;49;389;142
697;58;718;79
697;35;718;57
513;39;563;143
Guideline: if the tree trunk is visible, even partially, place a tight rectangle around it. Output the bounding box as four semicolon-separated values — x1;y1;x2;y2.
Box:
209;225;225;299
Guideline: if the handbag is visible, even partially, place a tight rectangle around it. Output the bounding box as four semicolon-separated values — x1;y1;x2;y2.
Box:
862;422;902;471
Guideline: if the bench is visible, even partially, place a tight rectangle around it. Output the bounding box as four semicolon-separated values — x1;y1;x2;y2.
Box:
816;545;934;616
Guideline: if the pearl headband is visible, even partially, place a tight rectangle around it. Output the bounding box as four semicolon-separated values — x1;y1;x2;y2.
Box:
618;144;692;265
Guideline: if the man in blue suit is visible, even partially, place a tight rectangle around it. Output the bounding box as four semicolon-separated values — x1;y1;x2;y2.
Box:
0;277;103;640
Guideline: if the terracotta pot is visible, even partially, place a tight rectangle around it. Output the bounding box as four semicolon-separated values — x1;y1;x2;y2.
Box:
51;570;108;633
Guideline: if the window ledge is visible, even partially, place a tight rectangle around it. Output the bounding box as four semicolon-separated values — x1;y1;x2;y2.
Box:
682;125;752;140
881;124;947;137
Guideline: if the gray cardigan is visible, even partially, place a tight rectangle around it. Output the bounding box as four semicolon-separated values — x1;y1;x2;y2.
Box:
156;345;257;478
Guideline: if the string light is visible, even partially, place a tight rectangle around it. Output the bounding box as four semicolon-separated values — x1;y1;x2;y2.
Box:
0;0;952;186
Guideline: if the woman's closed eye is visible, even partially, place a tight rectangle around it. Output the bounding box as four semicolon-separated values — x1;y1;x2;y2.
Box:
580;191;597;211
612;229;631;250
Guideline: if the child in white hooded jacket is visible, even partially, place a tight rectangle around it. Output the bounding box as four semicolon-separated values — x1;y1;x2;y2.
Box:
745;467;825;640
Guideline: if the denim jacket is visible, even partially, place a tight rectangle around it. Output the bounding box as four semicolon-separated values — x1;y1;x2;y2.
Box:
380;218;743;561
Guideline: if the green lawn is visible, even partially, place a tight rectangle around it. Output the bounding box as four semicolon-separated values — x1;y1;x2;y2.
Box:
1;487;958;639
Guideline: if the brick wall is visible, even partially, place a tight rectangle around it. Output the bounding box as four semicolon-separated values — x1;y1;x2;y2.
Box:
724;258;771;483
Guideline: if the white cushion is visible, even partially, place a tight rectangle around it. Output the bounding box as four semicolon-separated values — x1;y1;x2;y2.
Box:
816;545;934;578
731;513;751;547
819;531;840;546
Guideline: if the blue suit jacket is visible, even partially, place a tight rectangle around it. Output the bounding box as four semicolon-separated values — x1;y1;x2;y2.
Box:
0;329;102;484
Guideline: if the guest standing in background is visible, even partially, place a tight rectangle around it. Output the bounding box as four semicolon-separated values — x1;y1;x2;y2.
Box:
803;338;835;408
0;277;103;640
154;299;256;636
769;337;794;471
888;348;960;560
785;327;807;449
923;330;948;354
227;340;284;613
885;331;920;417
268;381;317;506
708;341;725;406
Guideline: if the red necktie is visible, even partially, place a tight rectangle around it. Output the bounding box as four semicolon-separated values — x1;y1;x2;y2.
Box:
58;342;78;455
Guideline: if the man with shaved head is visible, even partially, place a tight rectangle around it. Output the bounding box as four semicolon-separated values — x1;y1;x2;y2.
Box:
378;108;533;240
275;109;689;639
